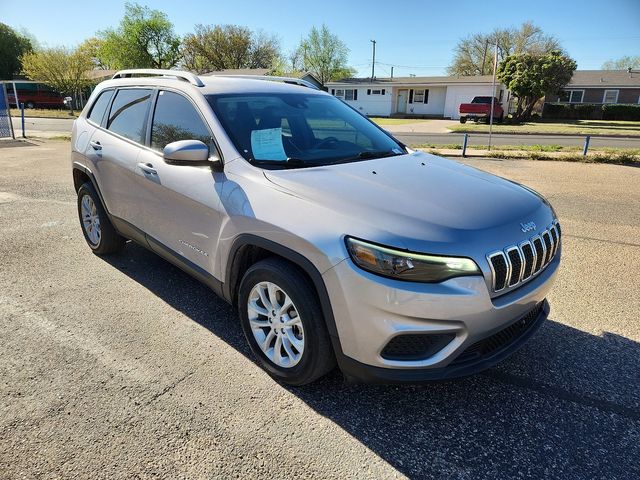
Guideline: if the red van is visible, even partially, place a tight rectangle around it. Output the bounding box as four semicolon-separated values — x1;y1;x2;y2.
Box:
7;82;65;109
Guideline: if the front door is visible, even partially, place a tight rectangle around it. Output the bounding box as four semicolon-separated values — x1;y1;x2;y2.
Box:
396;89;408;114
135;89;224;273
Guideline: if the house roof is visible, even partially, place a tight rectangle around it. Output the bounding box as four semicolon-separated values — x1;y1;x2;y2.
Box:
566;70;640;88
85;69;118;80
326;75;496;86
202;68;270;76
327;70;640;88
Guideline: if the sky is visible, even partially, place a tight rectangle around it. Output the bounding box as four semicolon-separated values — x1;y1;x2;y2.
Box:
1;0;639;77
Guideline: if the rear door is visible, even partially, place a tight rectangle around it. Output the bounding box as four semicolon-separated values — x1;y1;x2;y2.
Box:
135;89;224;272
90;87;154;228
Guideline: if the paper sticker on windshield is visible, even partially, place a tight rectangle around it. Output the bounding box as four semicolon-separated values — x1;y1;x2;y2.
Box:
251;128;287;161
392;148;403;154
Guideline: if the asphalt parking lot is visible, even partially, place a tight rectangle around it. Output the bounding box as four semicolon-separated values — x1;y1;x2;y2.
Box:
1;139;639;479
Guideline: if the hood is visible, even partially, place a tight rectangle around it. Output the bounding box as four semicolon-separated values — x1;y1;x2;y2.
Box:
263;151;552;252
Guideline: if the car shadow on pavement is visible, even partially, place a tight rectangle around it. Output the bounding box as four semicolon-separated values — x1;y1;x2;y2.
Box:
103;242;640;480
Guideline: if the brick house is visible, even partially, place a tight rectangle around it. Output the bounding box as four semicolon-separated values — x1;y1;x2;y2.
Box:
544;70;640;105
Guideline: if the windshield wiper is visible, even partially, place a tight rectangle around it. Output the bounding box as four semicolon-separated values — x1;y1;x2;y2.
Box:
357;150;402;159
251;157;308;169
325;150;404;165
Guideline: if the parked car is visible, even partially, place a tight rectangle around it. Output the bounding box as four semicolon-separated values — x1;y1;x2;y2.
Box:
71;69;561;385
459;96;504;123
7;82;65;109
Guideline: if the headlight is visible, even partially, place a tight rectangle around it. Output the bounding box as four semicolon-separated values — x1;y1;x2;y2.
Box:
345;237;481;283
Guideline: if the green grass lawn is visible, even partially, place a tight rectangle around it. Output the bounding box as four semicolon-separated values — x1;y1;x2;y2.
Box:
449;119;640;137
9;108;77;119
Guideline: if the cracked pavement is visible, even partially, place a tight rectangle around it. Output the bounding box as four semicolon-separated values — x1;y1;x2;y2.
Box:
0;140;639;479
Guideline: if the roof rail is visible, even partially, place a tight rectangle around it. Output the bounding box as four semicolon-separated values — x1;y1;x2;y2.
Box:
112;69;204;87
216;75;319;90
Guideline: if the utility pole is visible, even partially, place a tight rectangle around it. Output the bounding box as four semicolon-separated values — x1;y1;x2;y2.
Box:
488;42;498;151
370;39;376;80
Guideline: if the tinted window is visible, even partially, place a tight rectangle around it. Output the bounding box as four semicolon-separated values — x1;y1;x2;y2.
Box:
107;89;152;144
151;91;212;151
207;93;403;168
88;90;114;125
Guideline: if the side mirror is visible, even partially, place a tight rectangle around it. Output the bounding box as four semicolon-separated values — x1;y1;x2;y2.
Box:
163;140;212;163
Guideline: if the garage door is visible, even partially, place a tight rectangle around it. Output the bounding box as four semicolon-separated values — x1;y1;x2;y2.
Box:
450;94;477;120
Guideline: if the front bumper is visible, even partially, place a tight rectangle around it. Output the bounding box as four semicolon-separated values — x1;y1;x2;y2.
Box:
322;252;559;382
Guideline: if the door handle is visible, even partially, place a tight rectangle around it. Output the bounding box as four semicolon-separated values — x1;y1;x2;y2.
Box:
90;140;102;151
137;162;157;175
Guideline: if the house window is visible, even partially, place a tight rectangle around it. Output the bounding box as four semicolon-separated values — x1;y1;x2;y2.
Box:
409;89;429;104
559;90;584;103
335;88;357;101
602;89;619;104
367;89;384;95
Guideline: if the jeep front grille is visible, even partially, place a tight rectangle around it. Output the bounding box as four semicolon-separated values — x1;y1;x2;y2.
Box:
487;220;560;293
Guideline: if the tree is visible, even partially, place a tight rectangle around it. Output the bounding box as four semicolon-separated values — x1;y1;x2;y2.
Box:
96;2;181;69
295;25;355;86
78;37;109;69
0;23;33;79
21;47;93;114
497;50;576;121
448;22;562;76
602;55;640;70
181;24;281;74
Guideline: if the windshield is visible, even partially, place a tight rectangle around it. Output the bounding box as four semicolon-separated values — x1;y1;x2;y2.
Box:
471;97;493;104
207;92;405;168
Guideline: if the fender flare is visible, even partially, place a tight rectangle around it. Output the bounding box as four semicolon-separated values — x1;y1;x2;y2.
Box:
225;234;342;346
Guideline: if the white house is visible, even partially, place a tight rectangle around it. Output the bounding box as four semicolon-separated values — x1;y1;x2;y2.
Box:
325;75;509;119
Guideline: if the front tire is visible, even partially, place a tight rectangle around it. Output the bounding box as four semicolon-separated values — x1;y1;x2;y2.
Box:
77;182;124;255
459;116;467;124
238;257;335;385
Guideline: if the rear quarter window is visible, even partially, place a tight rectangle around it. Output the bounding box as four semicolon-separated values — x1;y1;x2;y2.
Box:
87;90;114;125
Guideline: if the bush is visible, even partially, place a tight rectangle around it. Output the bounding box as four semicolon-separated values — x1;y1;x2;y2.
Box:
544;103;640;121
574;104;596;119
602;104;640;121
542;103;600;120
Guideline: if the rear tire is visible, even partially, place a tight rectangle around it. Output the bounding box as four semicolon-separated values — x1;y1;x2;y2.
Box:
25;101;35;109
238;257;335;385
77;182;125;255
459;117;467;124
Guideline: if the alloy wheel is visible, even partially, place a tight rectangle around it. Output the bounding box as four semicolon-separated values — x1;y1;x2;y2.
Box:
247;281;305;368
80;194;101;246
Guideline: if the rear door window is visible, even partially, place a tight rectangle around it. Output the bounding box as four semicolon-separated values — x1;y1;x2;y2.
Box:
87;90;114;125
107;89;153;144
151;90;213;153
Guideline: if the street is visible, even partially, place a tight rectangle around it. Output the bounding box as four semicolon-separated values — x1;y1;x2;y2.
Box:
1;140;639;479
10;116;640;149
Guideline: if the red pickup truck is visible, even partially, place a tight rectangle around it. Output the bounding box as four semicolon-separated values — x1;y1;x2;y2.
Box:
458;96;504;123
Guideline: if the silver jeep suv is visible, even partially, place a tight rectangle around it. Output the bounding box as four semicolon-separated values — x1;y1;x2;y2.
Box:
71;69;561;385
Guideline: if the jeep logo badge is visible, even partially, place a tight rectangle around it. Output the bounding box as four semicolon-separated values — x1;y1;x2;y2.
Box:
520;221;536;233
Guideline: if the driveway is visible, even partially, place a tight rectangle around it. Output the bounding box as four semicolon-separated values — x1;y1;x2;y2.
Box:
0;140;639;479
